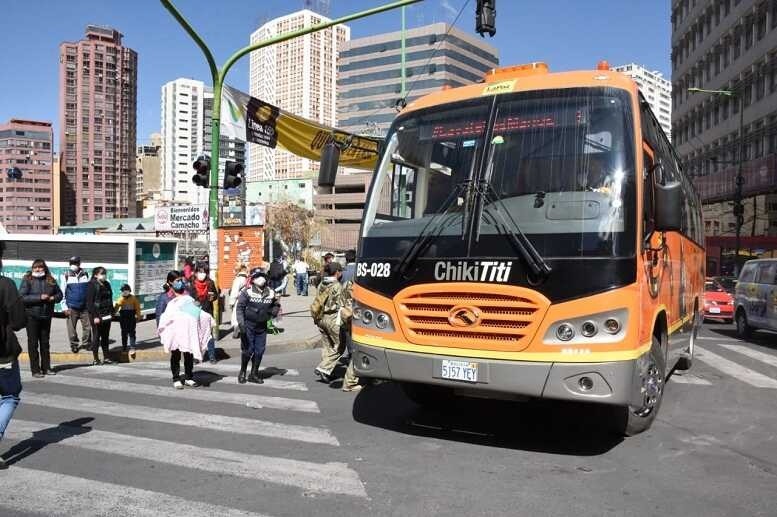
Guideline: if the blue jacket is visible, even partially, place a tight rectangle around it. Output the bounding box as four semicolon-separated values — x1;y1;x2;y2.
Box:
62;269;90;310
155;289;175;326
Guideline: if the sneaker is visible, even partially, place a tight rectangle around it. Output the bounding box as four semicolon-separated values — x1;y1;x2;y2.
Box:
32;372;45;379
342;385;363;393
184;379;199;387
209;358;217;365
92;360;102;366
102;358;114;365
44;369;57;376
0;457;7;470
173;380;184;389
70;345;79;353
314;368;331;383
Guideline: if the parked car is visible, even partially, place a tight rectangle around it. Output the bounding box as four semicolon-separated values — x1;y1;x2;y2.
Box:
703;279;734;323
734;259;777;338
711;276;737;294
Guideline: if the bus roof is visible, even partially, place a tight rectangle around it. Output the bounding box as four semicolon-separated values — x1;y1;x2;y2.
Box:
402;62;639;116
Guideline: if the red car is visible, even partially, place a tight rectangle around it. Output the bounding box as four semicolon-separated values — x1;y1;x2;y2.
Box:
703;279;734;323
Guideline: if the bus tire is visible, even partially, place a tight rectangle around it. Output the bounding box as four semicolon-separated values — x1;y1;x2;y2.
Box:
401;382;453;408
619;335;666;436
735;309;752;339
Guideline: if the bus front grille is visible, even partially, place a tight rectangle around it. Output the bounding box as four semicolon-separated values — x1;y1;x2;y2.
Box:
395;285;549;351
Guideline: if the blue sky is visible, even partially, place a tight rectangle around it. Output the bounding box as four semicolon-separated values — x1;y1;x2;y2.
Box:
0;0;670;149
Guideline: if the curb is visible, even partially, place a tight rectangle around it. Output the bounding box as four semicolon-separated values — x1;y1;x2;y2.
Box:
17;334;321;364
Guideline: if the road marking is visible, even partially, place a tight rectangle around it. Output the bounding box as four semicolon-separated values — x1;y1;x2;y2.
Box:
697;336;741;341
695;347;777;389
140;361;301;376
22;392;338;445
6;420;367;498
668;373;712;385
84;364;308;391
0;466;272;517
24;373;319;413
721;344;777;370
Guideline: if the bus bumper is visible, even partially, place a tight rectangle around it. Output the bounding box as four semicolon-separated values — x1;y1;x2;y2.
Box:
353;342;645;407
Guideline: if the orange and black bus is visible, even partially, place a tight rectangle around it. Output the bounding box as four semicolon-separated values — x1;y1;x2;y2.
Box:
334;62;704;435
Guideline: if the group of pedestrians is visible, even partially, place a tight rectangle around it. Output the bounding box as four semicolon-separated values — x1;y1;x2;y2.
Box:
312;250;361;392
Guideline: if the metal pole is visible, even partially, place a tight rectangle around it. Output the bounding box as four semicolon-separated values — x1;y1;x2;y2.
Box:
161;0;422;276
400;5;406;98
734;94;745;276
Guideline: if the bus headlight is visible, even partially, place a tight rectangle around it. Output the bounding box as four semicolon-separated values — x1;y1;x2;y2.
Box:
544;308;628;345
352;300;394;332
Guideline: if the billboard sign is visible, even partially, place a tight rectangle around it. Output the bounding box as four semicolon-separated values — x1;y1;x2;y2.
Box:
155;205;209;233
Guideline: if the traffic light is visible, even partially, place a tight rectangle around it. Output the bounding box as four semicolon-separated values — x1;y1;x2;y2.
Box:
223;160;243;190
192;155;210;188
476;0;496;37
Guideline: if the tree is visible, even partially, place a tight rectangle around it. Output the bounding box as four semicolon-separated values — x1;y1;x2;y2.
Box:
265;201;320;254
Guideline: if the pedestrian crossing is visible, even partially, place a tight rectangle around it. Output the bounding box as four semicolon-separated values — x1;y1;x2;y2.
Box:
668;340;777;390
2;360;368;516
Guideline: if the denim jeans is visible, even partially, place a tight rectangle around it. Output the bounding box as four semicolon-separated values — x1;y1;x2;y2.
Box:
0;360;22;440
242;328;267;365
295;273;308;296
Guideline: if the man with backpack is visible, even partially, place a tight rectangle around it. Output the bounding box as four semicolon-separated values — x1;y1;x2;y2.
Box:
61;256;91;354
312;262;346;383
0;254;29;468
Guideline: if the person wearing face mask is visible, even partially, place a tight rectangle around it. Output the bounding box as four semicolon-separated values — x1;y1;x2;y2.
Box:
156;270;184;326
114;284;141;357
192;264;219;364
85;267;114;365
19;259;63;377
235;269;280;384
61;256;91;354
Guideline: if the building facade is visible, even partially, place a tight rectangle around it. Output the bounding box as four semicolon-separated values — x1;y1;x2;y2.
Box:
0;119;54;233
248;9;349;181
246;176;314;210
160;79;246;209
136;133;162;214
59;25;138;225
612;63;672;139
671;0;777;252
337;23;499;136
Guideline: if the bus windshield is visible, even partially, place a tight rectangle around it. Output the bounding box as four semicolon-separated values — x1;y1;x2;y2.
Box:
361;88;637;260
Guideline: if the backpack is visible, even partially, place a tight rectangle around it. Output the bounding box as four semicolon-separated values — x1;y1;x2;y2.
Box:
309;284;331;323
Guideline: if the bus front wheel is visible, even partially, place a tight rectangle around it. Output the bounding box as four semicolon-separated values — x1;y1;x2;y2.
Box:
618;335;666;436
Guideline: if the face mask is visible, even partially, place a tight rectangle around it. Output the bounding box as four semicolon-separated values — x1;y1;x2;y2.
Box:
32;271;45;278
253;277;266;287
196;273;207;281
96;274;106;282
121;291;130;297
70;265;79;272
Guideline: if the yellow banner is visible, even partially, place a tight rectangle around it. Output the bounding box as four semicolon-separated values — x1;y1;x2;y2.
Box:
223;85;381;171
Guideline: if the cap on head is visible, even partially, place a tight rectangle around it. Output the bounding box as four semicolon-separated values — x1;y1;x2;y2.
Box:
120;284;131;292
250;267;266;280
69;256;81;265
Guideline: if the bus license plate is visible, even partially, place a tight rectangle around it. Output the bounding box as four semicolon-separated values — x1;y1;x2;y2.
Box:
710;307;721;313
441;360;478;383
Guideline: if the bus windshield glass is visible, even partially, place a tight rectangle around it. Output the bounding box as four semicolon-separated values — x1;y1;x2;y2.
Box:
361;88;636;259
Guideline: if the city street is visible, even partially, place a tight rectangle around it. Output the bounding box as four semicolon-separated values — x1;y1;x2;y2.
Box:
1;322;776;516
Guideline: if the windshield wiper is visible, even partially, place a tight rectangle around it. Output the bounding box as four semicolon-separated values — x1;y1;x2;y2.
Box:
396;181;468;279
476;182;552;279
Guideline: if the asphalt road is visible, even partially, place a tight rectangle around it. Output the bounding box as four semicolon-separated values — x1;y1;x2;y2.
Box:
1;322;776;516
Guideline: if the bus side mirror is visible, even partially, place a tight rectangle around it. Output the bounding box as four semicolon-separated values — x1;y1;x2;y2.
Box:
654;181;682;232
318;142;340;188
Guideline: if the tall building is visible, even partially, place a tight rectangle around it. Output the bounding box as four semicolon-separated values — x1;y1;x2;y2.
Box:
671;0;777;270
0;119;54;233
315;23;499;251
612;63;672;139
136;133;162;212
337;23;499;136
248;10;350;181
59;25;138;225
160;79;245;207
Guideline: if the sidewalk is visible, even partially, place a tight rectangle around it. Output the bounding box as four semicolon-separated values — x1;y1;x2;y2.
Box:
16;290;320;365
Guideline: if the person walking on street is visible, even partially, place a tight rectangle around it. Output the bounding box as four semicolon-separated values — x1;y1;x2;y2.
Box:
158;279;214;389
0;262;28;470
192;264;219;364
85;267;114;365
312;262;346;383
236;269;280;384
229;265;248;338
19;260;63;378
61;256;91;353
114;284;141;357
340;250;361;392
293;257;309;296
268;257;285;293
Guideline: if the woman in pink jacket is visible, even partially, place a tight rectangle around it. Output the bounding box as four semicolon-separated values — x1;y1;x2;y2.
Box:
157;279;214;389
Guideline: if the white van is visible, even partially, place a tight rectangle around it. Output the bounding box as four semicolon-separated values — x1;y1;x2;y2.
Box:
734;259;777;338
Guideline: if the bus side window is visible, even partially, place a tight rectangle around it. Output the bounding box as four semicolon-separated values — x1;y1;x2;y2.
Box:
643;151;655;237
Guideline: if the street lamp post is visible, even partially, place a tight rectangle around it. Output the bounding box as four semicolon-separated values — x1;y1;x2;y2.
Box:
160;0;422;275
688;87;745;275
